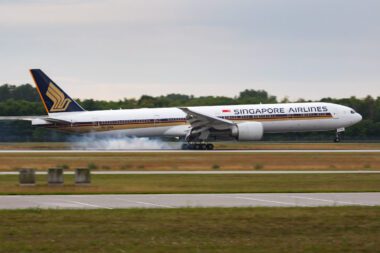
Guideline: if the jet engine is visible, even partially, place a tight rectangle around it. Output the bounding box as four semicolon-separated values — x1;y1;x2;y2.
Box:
231;122;264;141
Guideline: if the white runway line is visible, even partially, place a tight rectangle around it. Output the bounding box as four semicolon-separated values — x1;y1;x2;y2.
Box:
1;170;379;175
33;195;114;209
285;195;357;206
229;196;300;206
111;196;173;208
134;201;173;208
64;200;113;209
0;149;379;153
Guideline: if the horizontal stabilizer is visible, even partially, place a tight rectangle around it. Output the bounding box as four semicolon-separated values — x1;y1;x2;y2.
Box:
0;116;47;121
0;116;71;125
44;117;72;124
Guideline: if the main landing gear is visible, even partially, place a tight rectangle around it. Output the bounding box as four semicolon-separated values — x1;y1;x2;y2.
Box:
181;143;214;150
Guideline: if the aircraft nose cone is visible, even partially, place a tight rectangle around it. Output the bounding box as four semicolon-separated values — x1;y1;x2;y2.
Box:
357;113;363;123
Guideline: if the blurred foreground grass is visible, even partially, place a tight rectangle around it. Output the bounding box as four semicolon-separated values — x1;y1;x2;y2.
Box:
0;207;379;253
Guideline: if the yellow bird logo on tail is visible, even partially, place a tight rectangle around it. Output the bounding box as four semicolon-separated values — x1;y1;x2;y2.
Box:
46;82;72;112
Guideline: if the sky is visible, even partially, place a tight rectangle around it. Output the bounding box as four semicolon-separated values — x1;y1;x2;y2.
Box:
0;0;379;101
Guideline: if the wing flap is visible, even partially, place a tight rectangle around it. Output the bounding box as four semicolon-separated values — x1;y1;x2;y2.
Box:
179;107;235;141
179;107;234;141
179;107;233;128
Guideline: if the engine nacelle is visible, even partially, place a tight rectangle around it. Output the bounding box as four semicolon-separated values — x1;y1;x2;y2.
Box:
231;122;264;141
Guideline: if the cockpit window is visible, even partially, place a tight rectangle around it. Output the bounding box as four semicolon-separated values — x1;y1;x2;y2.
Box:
350;110;355;114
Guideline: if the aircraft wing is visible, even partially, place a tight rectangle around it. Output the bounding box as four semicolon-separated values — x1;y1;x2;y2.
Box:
179;107;234;139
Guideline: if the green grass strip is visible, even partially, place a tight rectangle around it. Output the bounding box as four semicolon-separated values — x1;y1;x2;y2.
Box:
1;173;380;195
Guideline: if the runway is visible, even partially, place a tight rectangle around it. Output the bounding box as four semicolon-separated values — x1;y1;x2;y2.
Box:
1;193;379;209
0;149;379;153
1;170;379;175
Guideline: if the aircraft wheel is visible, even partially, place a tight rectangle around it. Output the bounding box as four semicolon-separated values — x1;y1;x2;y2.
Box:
181;143;189;150
188;144;194;150
201;144;207;150
206;144;214;150
334;130;344;143
334;132;342;143
194;144;201;150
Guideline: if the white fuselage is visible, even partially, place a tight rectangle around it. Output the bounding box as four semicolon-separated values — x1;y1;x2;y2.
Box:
32;102;362;140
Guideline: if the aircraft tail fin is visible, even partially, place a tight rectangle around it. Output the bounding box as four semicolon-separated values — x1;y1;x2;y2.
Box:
30;69;85;114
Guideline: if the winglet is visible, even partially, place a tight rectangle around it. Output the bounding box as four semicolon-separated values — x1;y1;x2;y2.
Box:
30;69;85;114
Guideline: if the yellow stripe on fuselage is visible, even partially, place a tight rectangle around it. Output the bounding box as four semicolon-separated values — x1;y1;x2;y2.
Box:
43;114;333;133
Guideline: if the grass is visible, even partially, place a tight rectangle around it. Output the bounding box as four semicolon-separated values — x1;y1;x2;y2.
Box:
0;207;379;253
1;174;380;194
0;142;69;150
1;152;380;171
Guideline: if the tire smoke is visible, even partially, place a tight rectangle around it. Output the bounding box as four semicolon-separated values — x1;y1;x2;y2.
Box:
68;133;180;150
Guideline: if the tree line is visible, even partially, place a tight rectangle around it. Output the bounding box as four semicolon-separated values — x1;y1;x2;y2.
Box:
0;83;379;141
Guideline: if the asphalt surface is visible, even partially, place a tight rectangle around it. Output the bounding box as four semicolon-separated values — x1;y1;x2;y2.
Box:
1;170;379;175
0;149;379;153
0;193;379;209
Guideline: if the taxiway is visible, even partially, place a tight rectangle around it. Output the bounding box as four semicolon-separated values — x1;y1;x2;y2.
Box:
1;192;379;209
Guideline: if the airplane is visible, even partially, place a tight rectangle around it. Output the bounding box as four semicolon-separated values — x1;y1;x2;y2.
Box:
0;69;362;150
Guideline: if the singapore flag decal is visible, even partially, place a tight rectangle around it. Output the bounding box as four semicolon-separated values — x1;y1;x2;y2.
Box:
222;109;231;113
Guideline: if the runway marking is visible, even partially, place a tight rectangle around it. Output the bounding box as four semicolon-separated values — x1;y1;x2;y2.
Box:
220;195;299;206
111;196;173;208
135;201;173;208
64;200;113;209
285;195;357;206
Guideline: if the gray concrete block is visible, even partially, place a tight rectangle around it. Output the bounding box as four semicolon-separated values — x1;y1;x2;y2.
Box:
75;168;91;185
48;168;64;185
19;169;36;186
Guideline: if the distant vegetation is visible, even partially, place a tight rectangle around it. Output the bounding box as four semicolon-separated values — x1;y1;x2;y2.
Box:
0;83;379;141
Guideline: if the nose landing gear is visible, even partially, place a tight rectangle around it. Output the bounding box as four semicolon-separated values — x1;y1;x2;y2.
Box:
181;143;214;150
334;128;345;143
